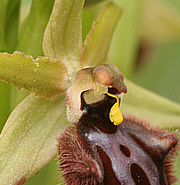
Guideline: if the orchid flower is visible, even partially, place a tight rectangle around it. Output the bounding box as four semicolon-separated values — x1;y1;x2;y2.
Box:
0;0;179;184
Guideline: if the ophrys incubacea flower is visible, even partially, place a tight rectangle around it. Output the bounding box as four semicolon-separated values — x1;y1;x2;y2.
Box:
0;0;179;184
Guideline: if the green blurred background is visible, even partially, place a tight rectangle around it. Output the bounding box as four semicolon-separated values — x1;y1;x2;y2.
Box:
0;0;179;184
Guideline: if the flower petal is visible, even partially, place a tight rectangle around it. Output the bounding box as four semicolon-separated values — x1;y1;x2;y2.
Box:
81;2;122;67
43;0;85;74
122;80;180;129
0;93;70;184
0;51;68;99
17;0;55;58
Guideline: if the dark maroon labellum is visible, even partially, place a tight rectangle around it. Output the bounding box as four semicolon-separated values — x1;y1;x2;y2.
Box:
58;90;179;185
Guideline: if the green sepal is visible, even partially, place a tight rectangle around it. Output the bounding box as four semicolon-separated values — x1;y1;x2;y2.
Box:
43;0;85;74
0;51;68;99
0;94;70;185
81;1;122;67
122;80;180;129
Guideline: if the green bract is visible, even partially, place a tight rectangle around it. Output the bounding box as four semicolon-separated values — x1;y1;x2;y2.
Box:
0;0;179;184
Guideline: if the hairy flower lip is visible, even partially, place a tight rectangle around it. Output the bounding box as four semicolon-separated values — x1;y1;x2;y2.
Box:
78;117;179;185
59;116;179;185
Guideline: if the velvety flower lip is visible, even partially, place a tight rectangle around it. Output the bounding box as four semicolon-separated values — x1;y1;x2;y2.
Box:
59;92;179;185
